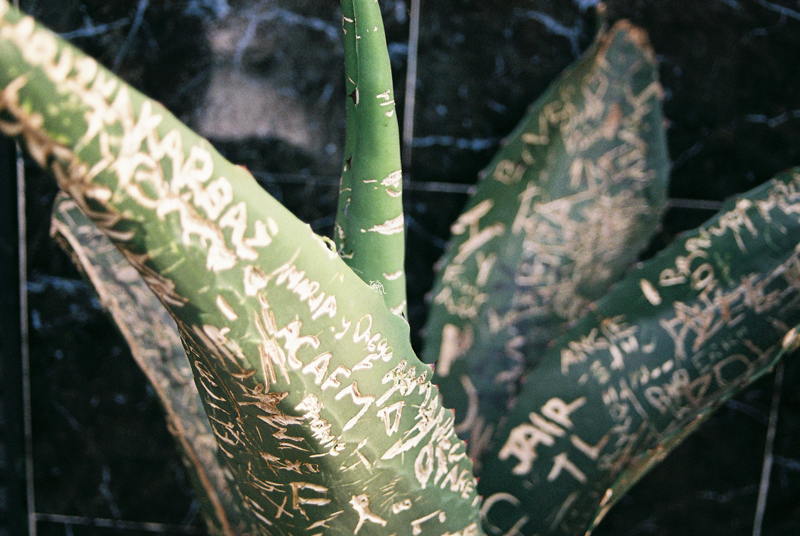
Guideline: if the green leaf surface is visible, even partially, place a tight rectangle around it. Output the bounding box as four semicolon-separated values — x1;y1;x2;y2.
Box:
421;21;669;464
51;194;243;536
335;0;406;317
478;168;800;536
0;4;482;534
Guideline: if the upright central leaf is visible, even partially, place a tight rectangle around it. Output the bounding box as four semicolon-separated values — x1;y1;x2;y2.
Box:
335;0;407;318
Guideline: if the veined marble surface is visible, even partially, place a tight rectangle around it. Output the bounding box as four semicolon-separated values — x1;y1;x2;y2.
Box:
16;0;800;534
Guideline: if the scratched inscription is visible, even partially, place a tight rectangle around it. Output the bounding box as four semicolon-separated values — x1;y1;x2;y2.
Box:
0;5;481;534
479;168;800;536
423;21;669;467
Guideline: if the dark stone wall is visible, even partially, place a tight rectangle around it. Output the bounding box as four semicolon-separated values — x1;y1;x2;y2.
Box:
9;0;800;534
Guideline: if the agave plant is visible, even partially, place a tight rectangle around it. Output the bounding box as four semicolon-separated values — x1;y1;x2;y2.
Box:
2;1;799;535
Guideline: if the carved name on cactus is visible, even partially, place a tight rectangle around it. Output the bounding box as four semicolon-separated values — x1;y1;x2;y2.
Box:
0;4;483;534
424;23;669;470
479;169;800;536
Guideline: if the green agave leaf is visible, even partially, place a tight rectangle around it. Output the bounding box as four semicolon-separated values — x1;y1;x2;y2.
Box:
335;0;407;317
421;21;669;463
51;193;243;535
0;4;482;534
478;168;800;536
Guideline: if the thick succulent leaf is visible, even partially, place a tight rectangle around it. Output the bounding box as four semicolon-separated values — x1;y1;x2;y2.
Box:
478;168;800;536
334;0;406;317
0;4;482;535
421;21;669;462
50;193;243;536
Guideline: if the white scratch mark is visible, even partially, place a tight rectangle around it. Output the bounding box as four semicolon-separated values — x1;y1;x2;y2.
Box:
350;495;387;534
782;327;800;351
369;281;386;294
362;214;404;235
437;324;473;377
382;170;402;189
216;295;238;320
383;270;404;281
390;301;406;316
640;279;662;306
411;510;447;535
391;499;413;514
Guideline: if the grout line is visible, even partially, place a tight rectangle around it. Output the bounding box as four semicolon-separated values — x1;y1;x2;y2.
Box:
406;181;477;195
666;198;725;211
17;143;36;536
251;170;338;185
754;0;800;21
752;360;785;536
250;170;734;207
112;0;150;72
401;0;421;176
34;513;203;534
774;455;800;472
252;170;478;193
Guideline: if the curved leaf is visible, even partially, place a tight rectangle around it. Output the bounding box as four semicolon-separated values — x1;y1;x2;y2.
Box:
51;193;243;535
0;4;482;534
422;21;669;465
479;168;800;536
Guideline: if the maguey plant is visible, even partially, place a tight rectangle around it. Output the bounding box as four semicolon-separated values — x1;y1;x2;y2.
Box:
1;1;799;535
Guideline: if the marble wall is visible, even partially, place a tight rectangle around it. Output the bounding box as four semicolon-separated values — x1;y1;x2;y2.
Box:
14;0;800;534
